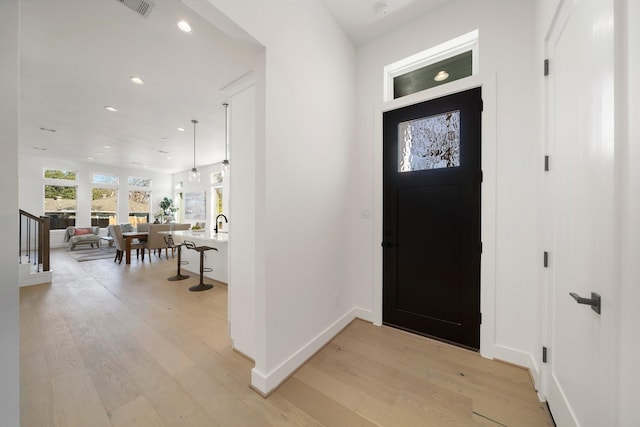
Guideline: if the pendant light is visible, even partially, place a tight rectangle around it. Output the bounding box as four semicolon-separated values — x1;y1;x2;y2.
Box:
222;103;229;177
189;119;200;182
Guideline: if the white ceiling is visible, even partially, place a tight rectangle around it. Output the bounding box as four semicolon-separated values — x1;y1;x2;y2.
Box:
320;0;454;46
20;0;258;175
19;0;452;175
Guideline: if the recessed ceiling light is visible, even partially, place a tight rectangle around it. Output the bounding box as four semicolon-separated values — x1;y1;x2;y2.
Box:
434;70;450;82
177;127;185;132
87;157;94;160
104;106;118;112
39;127;56;133
177;20;192;33
167;156;172;160
95;152;103;155
161;137;169;140
375;2;389;17
103;145;111;149
130;76;144;85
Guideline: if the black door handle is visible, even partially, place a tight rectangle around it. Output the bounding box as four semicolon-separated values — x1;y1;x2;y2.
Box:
569;292;601;314
381;242;398;248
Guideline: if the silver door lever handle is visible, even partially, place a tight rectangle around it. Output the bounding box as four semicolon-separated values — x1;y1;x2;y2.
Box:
569;292;601;314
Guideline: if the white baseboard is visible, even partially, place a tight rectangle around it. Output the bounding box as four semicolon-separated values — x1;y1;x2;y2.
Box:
18;263;52;287
493;343;541;397
251;307;364;395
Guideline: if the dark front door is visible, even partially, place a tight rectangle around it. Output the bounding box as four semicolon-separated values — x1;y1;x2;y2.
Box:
382;87;482;350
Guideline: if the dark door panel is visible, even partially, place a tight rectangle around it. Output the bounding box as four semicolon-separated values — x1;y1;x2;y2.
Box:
383;87;482;350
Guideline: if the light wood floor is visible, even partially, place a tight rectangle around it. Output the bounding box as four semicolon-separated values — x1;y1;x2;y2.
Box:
20;249;554;426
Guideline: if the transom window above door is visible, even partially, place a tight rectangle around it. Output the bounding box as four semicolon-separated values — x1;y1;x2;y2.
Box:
384;30;478;101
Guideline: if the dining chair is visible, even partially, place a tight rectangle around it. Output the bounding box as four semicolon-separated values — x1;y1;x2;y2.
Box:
109;224;145;264
145;224;171;260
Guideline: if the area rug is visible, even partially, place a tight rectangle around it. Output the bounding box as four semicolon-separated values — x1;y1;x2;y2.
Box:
67;248;114;262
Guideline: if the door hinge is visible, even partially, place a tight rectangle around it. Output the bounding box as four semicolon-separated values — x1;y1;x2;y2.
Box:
542;346;548;363
543;251;549;268
544;155;550;171
479;242;483;254
544;59;550;76
479;170;484;183
479;312;482;324
480;98;484;112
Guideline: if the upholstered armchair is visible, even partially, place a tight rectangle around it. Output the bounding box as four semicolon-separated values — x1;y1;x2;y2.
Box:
64;226;101;250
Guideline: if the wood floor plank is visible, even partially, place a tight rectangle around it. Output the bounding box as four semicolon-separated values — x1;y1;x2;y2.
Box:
51;370;112;427
108;395;164;427
20;249;554;427
278;377;379;427
175;364;269;427
21;350;54;427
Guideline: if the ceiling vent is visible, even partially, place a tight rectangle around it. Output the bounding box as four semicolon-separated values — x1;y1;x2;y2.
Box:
116;0;155;18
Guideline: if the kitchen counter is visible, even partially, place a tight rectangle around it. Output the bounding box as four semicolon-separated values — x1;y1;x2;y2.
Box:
166;230;228;283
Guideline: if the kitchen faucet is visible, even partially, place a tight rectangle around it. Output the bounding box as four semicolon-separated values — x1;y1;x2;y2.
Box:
215;214;228;234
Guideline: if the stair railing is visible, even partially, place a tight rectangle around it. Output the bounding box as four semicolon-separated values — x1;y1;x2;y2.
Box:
19;210;50;272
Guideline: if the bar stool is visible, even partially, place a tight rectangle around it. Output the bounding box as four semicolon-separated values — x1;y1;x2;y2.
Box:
164;236;189;281
183;240;218;292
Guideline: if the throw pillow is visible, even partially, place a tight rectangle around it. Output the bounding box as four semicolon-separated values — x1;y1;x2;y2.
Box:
74;228;91;235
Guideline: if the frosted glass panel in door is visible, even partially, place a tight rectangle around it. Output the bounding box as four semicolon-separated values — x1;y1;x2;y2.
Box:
398;110;460;172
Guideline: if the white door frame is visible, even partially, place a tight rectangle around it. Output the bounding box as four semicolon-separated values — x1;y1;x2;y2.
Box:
372;73;504;364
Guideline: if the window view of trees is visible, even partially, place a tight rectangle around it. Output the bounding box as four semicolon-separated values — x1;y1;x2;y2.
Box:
44;169;76;181
129;190;150;226
128;177;151;187
91;187;117;228
44;185;77;230
42;171;153;229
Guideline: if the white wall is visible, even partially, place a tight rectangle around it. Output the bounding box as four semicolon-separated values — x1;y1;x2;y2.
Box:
0;0;21;424
223;73;257;358
201;0;357;394
619;0;640;424
354;0;542;379
19;153;173;247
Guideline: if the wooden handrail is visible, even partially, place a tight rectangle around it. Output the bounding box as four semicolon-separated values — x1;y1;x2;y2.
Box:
19;209;40;221
19;210;50;272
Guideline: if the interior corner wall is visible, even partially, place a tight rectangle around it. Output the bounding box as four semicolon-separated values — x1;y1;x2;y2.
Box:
200;0;357;394
0;0;21;424
354;0;541;376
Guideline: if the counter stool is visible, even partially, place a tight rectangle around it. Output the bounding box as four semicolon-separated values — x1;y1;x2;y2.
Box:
164;236;189;281
183;240;218;292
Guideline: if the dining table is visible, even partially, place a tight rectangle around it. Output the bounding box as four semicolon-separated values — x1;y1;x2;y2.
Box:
121;231;148;264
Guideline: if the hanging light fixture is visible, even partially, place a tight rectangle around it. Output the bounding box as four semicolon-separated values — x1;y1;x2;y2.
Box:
189;119;200;182
222;103;229;177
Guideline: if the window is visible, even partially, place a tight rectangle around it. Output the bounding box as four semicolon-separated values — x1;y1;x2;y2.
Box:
128;176;151;226
393;51;472;98
128;176;151;187
128;191;150;226
44;169;78;230
91;187;117;227
91;173;118;227
384;30;479;101
44;184;77;229
92;173;118;185
44;169;76;181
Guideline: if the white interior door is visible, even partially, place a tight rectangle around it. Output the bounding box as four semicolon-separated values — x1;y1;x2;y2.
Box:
545;0;617;425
